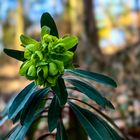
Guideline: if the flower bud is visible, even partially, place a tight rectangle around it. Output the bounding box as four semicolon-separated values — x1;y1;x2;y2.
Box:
43;34;52;43
24;49;32;60
47;76;57;86
52;60;64;74
20;31;77;87
37;67;43;78
52;43;65;53
35;51;43;60
31;53;42;61
42;42;47;48
19;61;32;76
35;78;44;86
37;66;48;79
36;61;48;67
26;44;35;51
63;51;74;66
27;65;37;78
42;66;48;79
48;62;58;76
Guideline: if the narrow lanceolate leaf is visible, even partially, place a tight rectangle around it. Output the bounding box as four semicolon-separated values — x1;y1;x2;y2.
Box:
52;77;68;106
65;78;114;109
6;88;50;140
69;102;103;140
48;95;61;132
40;12;59;37
78;107;116;140
69;97;125;139
20;88;50;125
12;111;22;124
6;124;31;140
8;82;36;119
20;34;38;46
0;116;8;126
8;124;32;140
56;120;68;140
4;48;25;61
4;124;20;139
0;96;15;117
69;102;124;140
6;125;22;140
65;69;117;88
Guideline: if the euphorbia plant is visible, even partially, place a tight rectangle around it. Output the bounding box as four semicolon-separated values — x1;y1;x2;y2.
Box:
0;13;126;140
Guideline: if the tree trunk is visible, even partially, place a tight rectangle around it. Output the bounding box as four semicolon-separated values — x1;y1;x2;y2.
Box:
83;0;99;47
14;0;24;50
82;0;104;70
61;0;84;35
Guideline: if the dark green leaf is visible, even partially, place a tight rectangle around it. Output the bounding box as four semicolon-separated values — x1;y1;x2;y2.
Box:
52;77;68;106
66;86;81;92
101;122;122;140
20;88;50;125
69;97;125;139
5;124;31;140
48;95;61;132
88;106;126;140
8;82;36;119
0;96;19;125
0;96;15;117
56;120;68;140
8;125;23;140
0;116;8;126
20;34;38;46
40;12;59;37
78;106;118;140
65;69;117;88
7;122;43;140
3;124;20;139
65;78;114;109
69;102;123;140
12;111;22;124
8;124;31;140
69;102;103;140
6;88;49;140
4;48;26;61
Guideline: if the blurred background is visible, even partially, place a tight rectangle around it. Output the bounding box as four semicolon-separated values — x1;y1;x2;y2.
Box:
0;0;140;139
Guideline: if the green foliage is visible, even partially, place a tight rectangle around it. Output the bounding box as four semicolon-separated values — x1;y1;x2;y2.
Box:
8;82;36;119
1;12;125;140
20;88;49;125
41;12;59;37
69;102;123;140
18;24;78;87
48;95;61;132
20;34;38;47
56;120;68;140
52;77;68;106
4;48;25;61
65;69;117;88
65;78;114;109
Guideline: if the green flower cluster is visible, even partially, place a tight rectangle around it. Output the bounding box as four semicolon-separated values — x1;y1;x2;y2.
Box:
19;26;78;87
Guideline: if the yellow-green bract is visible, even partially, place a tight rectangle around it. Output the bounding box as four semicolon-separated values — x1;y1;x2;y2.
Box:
19;26;78;87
